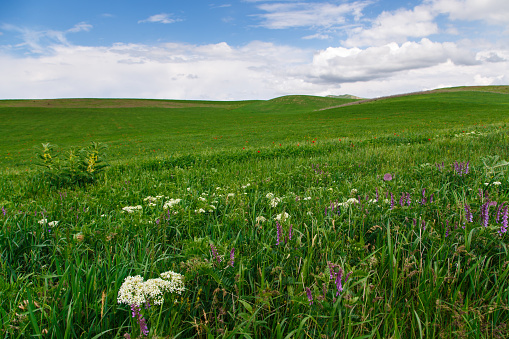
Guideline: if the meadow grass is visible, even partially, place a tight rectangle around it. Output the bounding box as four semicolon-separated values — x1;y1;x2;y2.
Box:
1;86;509;338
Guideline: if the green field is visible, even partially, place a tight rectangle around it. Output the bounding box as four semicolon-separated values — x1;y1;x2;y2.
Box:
1;86;509;338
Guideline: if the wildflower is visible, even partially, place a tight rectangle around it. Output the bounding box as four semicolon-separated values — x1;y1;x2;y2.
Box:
399;193;405;207
48;221;59;227
38;218;47;225
230;248;235;267
481;202;490;227
1;206;5;216
256;216;266;223
390;193;394;210
163;198;181;209
375;187;379;202
493;181;502;186
131;304;149;337
274;212;290;222
335;269;343;296
500;206;508;235
276;221;282;245
210;244;222;264
383;173;393;181
266;193;274;199
406;193;411;206
227;193;235;198
465;204;473;223
351;188;358;195
303;197;312;201
270;197;281;207
122;205;142;213
306;287;313;305
198;197;206;202
288;224;292;242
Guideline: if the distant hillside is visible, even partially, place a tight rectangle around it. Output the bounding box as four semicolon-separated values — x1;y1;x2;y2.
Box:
317;85;509;111
326;94;364;100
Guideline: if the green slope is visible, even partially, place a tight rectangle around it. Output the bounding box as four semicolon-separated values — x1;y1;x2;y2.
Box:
0;87;508;171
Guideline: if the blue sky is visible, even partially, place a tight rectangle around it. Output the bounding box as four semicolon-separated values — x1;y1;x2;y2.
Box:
0;0;508;100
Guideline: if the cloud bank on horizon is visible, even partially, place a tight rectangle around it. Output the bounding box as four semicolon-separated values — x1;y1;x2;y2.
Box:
0;0;507;100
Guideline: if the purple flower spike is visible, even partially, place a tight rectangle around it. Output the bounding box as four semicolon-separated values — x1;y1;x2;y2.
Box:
306;287;313;305
131;304;149;337
465;204;473;223
500;206;508;235
390;192;394;210
375;187;379;202
230;248;235;267
481;202;490;227
288;224;292;241
210;243;221;264
276;221;282;245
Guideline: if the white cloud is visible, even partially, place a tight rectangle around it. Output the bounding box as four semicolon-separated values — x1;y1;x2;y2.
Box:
138;13;182;24
300;39;479;84
428;0;509;26
254;1;369;29
344;5;438;47
67;22;93;33
302;33;330;40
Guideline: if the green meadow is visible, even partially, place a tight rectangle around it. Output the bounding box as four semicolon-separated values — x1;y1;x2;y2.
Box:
1;86;509;338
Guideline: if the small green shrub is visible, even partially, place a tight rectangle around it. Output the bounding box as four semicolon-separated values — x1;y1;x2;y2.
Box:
35;141;108;187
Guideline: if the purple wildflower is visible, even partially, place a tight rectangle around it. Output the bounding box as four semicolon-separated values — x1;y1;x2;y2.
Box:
500;206;508;235
421;220;426;231
276;221;282;245
383;173;393;181
465;204;473;223
421;189;427;205
406;193;411;206
230;248;235;267
399;193;405;207
335;270;343;296
210;244;221;264
328;262;335;280
288;224;292;241
390;193;394;210
1;206;5;216
306;287;313;305
481;202;490;227
131;304;149;337
496;203;504;223
430;194;434;203
375;187;379;202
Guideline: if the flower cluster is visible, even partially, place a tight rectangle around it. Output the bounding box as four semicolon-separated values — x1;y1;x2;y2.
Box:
122;205;142;213
163;198;181;209
117;271;185;306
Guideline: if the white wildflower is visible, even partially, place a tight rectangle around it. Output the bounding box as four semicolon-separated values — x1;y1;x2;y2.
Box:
163;198;181;209
303;197;312;201
494;181;502;186
198;197;207;202
351;189;358;195
270;197;281;207
266;193;274;199
117;275;146;305
275;212;290;222
38;219;47;225
122;205;143;213
227;193;235;197
256;216;266;223
48;221;59;227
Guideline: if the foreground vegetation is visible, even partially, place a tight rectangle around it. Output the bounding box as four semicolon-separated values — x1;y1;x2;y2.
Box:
1;86;509;338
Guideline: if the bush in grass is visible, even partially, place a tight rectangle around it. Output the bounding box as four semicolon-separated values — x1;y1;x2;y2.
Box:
35;142;108;187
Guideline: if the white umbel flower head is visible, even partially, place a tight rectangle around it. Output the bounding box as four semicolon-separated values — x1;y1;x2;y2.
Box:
117;275;146;305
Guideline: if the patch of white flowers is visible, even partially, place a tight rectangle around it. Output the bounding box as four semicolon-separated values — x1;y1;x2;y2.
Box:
122;205;143;213
163;198;181;209
118;271;184;306
275;212;290;222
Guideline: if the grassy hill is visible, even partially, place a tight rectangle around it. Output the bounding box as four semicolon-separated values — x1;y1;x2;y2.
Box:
1;86;508;171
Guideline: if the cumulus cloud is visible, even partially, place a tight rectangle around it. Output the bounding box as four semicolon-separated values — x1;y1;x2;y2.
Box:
343;5;438;47
300;39;479;84
138;13;182;24
254;1;369;29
